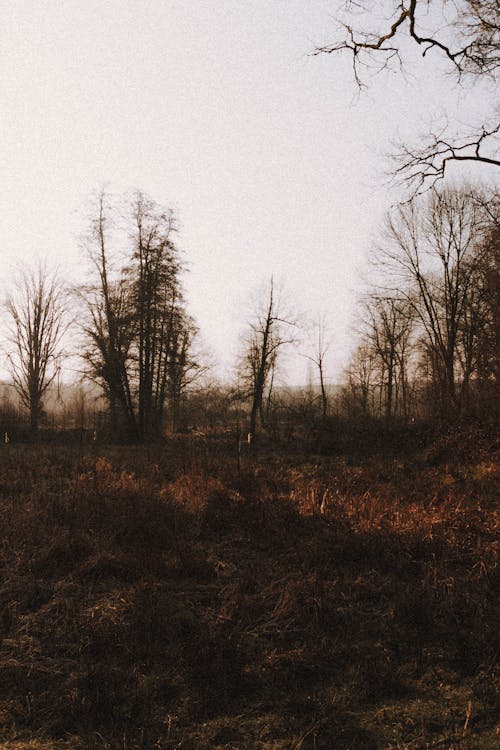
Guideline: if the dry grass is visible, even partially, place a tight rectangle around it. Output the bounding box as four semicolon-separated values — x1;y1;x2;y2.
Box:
0;429;498;749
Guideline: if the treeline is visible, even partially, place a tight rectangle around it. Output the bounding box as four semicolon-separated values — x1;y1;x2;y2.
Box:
0;184;498;443
2;192;200;442
344;186;498;423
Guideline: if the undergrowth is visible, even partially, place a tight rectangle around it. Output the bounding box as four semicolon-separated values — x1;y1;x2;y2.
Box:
0;431;498;749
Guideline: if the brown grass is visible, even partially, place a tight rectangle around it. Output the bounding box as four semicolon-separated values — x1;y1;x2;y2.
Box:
0;431;498;749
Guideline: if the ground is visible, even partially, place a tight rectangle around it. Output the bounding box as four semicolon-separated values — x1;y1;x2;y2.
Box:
0;426;498;749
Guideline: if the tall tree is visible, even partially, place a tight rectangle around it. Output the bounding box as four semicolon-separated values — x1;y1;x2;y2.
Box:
303;315;332;418
456;219;500;415
81;190;195;441
165;311;204;433
362;294;414;420
342;342;377;417
128;192;182;440
474;222;500;385
377;186;494;414
241;279;295;439
6;265;66;434
81;190;138;439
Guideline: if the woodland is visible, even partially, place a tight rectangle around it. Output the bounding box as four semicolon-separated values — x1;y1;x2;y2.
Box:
0;1;498;748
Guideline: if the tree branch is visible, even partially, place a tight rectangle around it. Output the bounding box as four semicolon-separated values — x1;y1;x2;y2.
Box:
314;1;500;82
394;123;500;194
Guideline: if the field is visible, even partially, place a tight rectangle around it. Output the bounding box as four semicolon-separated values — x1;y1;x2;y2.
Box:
0;425;498;749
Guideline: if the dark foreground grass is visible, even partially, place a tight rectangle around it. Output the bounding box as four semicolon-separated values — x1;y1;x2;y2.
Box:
0;433;498;749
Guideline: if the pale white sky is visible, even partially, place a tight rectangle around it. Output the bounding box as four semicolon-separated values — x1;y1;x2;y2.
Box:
1;0;497;384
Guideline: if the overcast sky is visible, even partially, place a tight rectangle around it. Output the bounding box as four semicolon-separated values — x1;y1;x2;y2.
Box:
1;0;497;384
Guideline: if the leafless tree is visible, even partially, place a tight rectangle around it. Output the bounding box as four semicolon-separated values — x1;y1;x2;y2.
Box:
128;192;184;439
377;185;494;414
80;190;138;439
240;278;296;438
314;1;499;192
302;315;332;418
361;294;414;419
164;311;206;432
455;220;499;416
342;342;377;417
475;223;500;383
6;264;67;434
80;190;197;441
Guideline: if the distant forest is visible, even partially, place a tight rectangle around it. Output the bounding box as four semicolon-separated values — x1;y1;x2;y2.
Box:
1;184;497;444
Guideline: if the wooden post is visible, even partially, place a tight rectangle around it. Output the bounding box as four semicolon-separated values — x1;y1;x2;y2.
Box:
236;421;241;477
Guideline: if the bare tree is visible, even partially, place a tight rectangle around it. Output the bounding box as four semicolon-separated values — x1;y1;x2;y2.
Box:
474;223;500;384
80;190;196;441
342;342;377;417
361;294;414;420
128;192;183;439
240;279;296;439
6;265;66;434
377;186;494;414
80;190;138;440
314;1;499;192
303;315;332;418
164;311;206;432
455;220;500;415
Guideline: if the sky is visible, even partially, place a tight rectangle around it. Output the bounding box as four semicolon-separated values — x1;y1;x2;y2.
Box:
1;0;497;385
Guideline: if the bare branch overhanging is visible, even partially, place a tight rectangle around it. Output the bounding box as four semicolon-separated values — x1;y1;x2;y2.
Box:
314;1;500;194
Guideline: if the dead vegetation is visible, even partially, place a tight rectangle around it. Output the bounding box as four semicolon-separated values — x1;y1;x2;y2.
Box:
0;429;498;749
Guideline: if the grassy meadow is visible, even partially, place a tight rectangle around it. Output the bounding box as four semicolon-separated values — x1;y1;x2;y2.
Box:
0;425;498;749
